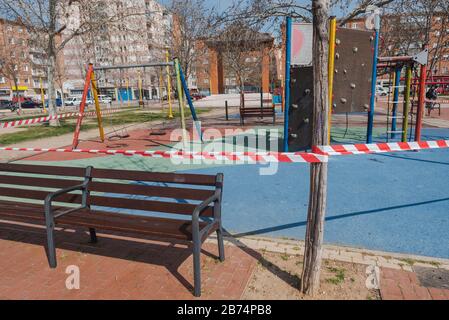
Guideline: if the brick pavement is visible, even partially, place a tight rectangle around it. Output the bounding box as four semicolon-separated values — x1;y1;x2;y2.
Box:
0;221;256;300
380;267;449;300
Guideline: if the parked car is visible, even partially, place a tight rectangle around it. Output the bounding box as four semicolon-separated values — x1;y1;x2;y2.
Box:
376;85;388;96
45;98;63;108
189;88;205;101
9;99;42;112
98;95;112;104
0;100;13;110
65;96;92;107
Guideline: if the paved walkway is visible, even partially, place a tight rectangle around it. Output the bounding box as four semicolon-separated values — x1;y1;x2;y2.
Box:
0;221;256;300
2;219;449;300
380;268;449;300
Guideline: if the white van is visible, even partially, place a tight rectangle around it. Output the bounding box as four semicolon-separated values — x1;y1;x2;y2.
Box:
65;96;93;106
98;95;112;104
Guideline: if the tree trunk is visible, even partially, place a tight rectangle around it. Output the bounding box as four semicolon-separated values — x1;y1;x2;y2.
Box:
47;0;59;126
14;78;22;114
301;0;330;296
47;52;59;126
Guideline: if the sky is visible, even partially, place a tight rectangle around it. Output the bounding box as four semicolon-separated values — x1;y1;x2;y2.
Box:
160;0;353;18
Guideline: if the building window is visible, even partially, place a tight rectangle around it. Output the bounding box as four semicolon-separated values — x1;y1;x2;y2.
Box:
352;23;358;29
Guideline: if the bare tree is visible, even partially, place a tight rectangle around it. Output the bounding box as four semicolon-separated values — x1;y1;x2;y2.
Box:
0;0;145;124
168;0;213;81
380;0;449;75
213;21;271;103
0;26;32;114
212;0;397;296
301;0;330;296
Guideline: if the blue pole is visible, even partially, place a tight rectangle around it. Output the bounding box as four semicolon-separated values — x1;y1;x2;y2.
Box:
367;15;380;144
391;65;401;139
283;16;292;152
178;61;203;142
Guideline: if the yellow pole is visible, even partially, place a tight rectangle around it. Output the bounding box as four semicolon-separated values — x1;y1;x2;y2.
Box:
402;65;412;143
327;16;337;145
166;49;173;119
91;70;105;142
126;78;130;108
40;77;46;113
174;58;187;144
138;71;143;107
159;66;164;110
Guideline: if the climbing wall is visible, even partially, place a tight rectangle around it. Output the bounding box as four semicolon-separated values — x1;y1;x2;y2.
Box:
332;28;374;113
287;27;374;151
288;66;313;151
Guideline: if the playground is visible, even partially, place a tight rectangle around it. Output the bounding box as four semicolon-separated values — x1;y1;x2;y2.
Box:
1;11;449;301
0;98;447;259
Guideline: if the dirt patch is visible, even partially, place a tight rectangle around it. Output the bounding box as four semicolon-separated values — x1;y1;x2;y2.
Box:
242;251;380;300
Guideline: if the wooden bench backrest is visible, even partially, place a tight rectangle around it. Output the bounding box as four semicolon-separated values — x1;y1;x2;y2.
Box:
0;163;87;207
87;168;219;217
0;164;219;218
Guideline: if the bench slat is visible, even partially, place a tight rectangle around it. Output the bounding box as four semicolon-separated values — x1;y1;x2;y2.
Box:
90;181;214;201
0;175;82;189
0;187;214;217
0;200;208;240
0;176;214;201
92;168;217;186
0;164;85;177
0;186;81;203
89;195;214;217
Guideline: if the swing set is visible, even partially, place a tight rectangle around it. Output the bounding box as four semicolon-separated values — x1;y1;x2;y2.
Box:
71;58;202;149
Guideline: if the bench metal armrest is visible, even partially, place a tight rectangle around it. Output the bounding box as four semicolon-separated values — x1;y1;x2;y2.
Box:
45;184;87;218
44;166;93;219
192;194;219;223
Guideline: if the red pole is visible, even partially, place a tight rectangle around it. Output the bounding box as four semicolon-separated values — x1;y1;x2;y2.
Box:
72;64;94;149
415;62;427;142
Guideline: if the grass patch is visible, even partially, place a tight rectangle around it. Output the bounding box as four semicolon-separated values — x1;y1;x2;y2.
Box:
280;253;290;261
0;121;96;145
399;258;416;266
0;108;211;146
325;267;346;285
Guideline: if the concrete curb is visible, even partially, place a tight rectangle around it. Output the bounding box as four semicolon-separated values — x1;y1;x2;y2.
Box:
206;235;449;272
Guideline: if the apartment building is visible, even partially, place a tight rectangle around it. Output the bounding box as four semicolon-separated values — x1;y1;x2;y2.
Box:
62;0;171;100
0;19;57;101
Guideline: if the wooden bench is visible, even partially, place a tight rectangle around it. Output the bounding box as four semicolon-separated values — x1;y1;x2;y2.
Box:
240;98;276;125
0;163;224;297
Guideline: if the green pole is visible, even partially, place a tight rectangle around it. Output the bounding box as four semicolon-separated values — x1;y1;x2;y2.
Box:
402;65;412;142
174;58;187;144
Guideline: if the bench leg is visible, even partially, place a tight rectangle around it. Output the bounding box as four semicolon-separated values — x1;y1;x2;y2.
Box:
89;228;97;243
216;228;225;262
193;241;201;297
46;222;57;268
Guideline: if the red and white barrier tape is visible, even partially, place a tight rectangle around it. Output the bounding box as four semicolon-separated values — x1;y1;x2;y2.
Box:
313;140;449;156
0;147;328;163
0;108;125;130
377;99;449;104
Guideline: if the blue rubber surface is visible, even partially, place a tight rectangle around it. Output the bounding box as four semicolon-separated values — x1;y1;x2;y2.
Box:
182;128;449;258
